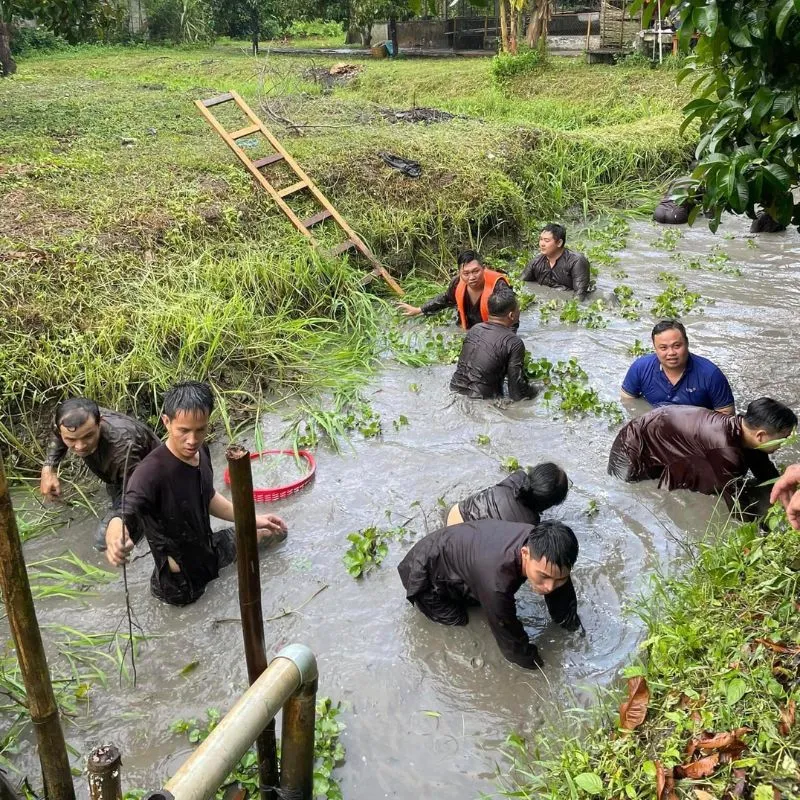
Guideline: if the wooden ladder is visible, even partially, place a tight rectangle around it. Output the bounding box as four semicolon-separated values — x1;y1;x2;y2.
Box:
195;90;403;296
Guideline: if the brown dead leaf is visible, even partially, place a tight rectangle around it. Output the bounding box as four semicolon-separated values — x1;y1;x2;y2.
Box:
687;728;750;760
779;699;796;736
674;753;720;780
721;768;748;799
656;761;678;800
755;638;800;654
619;676;649;730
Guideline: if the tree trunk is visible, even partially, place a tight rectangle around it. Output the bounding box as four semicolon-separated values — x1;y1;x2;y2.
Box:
509;6;518;53
526;0;551;47
361;25;372;47
0;22;16;77
499;0;509;52
0;456;75;800
388;16;399;56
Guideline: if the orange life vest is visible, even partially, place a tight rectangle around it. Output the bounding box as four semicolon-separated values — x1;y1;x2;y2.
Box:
454;269;505;330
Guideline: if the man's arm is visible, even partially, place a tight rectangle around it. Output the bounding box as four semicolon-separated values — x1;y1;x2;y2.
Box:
506;339;534;402
397;276;458;318
621;362;642;401
519;257;539;283
544;578;581;631
209;492;287;534
744;447;780;485
478;588;543;669
105;474;153;566
40;431;68;497
571;254;591;300
709;368;736;415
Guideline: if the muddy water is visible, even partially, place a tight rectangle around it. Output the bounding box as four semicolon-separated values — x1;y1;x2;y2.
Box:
10;215;800;799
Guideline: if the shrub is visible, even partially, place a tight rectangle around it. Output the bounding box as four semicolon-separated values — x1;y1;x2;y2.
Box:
285;19;343;39
145;0;214;43
490;44;546;84
10;25;69;55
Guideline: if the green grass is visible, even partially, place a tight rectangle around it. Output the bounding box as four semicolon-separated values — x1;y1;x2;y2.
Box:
492;504;800;799
0;43;693;460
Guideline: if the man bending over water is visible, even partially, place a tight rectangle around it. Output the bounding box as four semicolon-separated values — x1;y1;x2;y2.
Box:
398;520;580;669
608;398;796;513
41;398;160;551
105;381;287;605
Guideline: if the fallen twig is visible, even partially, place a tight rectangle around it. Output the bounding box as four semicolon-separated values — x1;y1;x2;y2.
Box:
213;583;328;625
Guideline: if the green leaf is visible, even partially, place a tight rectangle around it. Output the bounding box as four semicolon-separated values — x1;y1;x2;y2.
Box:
699;0;719;35
754;786;775;800
776;0;798;38
729;22;753;46
573;773;604;795
764;162;792;187
179;660;199;677
750;87;775;128
726;677;749;705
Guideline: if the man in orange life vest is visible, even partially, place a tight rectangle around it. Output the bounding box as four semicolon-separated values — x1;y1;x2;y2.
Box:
396;250;516;330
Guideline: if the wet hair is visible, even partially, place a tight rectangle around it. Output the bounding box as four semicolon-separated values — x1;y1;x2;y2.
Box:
526;520;578;571
651;320;687;342
162;381;214;420
541;223;566;246
487;291;518;317
457;250;483;268
742;398;797;436
55;398;100;432
519;463;569;512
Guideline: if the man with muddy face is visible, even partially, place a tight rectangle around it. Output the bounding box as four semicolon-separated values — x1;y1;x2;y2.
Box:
398;519;581;670
40;397;161;551
608;398;797;515
104;381;288;606
520;223;591;300
396;249;516;330
622;320;735;414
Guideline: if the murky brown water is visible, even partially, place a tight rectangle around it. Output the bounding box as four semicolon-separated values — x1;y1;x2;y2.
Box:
6;214;800;799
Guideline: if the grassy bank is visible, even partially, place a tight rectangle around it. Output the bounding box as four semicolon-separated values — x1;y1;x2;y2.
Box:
494;506;800;800
0;43;692;460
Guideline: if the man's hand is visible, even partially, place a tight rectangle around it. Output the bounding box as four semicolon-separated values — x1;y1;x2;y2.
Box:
40;466;61;499
256;513;288;536
396;302;422;317
105;517;134;567
770;464;800;530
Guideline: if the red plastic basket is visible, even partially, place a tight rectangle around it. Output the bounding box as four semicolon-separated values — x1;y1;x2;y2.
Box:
223;449;316;502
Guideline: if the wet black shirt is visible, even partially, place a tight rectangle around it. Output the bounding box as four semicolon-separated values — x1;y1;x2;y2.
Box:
119;443;223;605
397;520;578;669
520;249;591;299
420;275;514;329
44;408;161;498
449;322;534;401
458;470;542;525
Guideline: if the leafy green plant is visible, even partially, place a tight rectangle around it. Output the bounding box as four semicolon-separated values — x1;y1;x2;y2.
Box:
490;45;546;85
584;499;600;517
651;228;683;251
392;415;409;431
627;339;650;357
285;19;343;38
501;456;521;472
343;524;411;578
651;273;704;318
613;285;642;321
476;434;491;446
559;299;608;329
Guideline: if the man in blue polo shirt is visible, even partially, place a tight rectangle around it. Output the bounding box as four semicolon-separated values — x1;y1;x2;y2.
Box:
621;320;735;414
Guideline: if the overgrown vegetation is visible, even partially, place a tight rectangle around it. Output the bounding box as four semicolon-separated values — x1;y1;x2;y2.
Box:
343;522;413;578
493;504;800;800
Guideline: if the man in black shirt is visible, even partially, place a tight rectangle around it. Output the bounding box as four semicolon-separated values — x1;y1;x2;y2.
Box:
40;398;161;550
449;293;536;400
398;519;581;670
105;382;287;606
520;223;591;300
397;249;515;330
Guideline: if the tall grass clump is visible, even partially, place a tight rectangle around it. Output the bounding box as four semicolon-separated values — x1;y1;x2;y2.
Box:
490;44;547;86
493;504;800;799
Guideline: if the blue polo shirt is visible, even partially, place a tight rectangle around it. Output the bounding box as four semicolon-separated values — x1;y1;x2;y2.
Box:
622;353;734;411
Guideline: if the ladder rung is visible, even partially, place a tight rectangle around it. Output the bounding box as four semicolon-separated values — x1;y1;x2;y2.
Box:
230;124;262;140
301;209;333;229
278;181;308;198
252;153;285;169
329;240;357;257
202;92;234;108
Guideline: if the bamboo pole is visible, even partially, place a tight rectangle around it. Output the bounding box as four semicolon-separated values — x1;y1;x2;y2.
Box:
279;678;318;800
225;446;278;800
0;456;75;800
87;745;122;800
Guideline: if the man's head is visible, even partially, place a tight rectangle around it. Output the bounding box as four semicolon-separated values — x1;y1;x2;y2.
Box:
520;520;578;596
487;291;520;327
741;398;797;454
162;381;214;461
651;320;689;372
519;462;569;512
457;250;485;291
539;223;567;259
55;398;102;458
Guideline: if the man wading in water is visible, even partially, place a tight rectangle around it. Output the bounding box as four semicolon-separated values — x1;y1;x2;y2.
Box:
105;381;287;606
449;293;537;400
40;398;160;551
608;398;797;514
398;520;581;669
396;250;516;330
520;223;591;300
